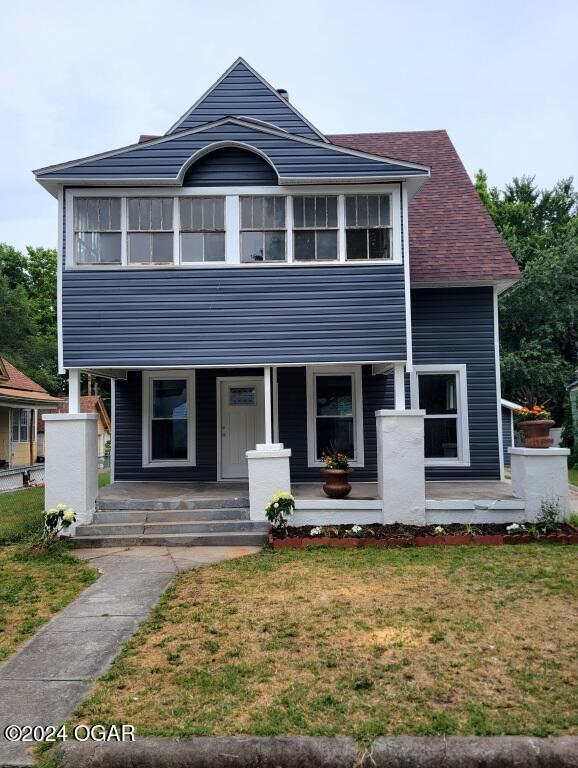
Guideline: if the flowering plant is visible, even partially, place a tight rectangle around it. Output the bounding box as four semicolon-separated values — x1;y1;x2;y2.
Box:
41;503;76;546
433;525;446;536
265;491;295;531
321;451;350;470
506;522;527;534
345;524;364;537
515;404;552;422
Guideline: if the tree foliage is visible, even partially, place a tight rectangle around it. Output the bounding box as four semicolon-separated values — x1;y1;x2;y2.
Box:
475;172;578;422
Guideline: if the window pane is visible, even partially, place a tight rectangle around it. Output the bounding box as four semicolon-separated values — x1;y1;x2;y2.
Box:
315;196;326;227
204;233;225;262
75;232;121;264
424;418;458;459
151;198;162;230
265;232;285;261
128;233;150;264
316;417;354;459
316;375;353;416
230;387;256;406
109;199;121;230
12;410;21;442
379;195;390;226
264;196;276;228
368;228;389;259
181;233;204;262
153;379;187;418
179;199;192;231
252;197;264;229
151;233;173;263
294;231;315;261
98;233;122;263
345;196;357;226
75;199;87;230
128;199;140;230
241;232;263;262
274;197;286;228
304;197;315;228
346;229;367;260
151;420;187;460
86;199;99;230
240;197;252;229
202;198;215;230
161;199;173;230
213;199;224;230
326;196;338;228
419;374;458;415
293;197;304;228
367;195;380;226
356;195;368;226
317;230;338;260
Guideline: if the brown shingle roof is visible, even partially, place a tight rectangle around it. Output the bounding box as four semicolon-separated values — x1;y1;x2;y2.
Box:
0;357;48;393
327;130;521;285
56;396;111;431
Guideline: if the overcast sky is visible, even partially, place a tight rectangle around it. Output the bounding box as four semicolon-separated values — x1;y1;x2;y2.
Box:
1;0;576;253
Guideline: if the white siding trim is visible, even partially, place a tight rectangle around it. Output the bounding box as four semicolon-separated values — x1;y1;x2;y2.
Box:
110;378;116;482
141;370;196;467
57;187;65;373
401;182;413;372
493;287;505;479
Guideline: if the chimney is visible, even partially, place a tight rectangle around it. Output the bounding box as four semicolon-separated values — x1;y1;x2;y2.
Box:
277;88;289;102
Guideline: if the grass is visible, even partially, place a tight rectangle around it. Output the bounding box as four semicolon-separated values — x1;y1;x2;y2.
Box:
73;545;578;741
99;471;110;488
569;467;578;487
0;543;99;661
0;486;45;544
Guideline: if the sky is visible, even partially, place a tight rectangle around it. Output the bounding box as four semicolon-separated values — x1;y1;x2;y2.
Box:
1;0;577;254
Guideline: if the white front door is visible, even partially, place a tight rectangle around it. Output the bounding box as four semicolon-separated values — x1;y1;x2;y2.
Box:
219;378;265;479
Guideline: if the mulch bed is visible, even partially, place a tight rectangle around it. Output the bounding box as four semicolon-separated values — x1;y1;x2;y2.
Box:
269;522;578;549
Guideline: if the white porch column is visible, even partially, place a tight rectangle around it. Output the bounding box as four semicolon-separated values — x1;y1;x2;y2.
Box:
246;447;291;521
509;447;571;521
43;413;98;532
376;409;426;525
393;363;406;410
68;369;81;414
264;365;273;445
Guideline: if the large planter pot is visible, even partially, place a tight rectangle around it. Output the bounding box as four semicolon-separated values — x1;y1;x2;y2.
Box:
518;419;555;448
321;468;352;499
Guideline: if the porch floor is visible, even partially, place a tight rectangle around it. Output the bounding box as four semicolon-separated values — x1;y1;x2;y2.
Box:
99;480;519;503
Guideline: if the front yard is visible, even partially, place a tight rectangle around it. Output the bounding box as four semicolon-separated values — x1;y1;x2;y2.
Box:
74;545;578;740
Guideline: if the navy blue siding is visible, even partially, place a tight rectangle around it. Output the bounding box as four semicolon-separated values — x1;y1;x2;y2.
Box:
183;147;277;186
502;406;513;466
412;287;501;480
39;122;426;181
62;265;407;368
170;61;322;141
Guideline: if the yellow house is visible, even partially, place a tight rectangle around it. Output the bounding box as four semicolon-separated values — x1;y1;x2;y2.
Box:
0;357;62;470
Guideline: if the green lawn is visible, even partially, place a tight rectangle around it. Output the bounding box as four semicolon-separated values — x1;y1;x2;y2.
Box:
73;545;578;741
0;544;98;661
570;467;578;487
0;486;45;544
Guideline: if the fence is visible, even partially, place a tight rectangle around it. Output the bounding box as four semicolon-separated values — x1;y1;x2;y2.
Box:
0;468;45;544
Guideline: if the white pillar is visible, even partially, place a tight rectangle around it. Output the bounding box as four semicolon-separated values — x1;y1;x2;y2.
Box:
246;447;291;521
509;447;571;521
376;409;426;525
264;366;273;445
68;369;81;414
393;363;406;410
43;413;98;532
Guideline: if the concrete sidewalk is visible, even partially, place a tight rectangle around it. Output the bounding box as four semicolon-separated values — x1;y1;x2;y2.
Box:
0;546;259;767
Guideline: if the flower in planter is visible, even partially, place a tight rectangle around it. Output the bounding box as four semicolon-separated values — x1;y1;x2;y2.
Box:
321;450;350;469
265;491;295;531
433;526;446;536
506;523;526;534
310;527;322;536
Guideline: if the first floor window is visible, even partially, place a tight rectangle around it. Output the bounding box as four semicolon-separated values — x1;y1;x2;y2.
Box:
128;198;173;265
11;409;29;443
74;198;121;264
345;194;392;260
413;366;470;464
180;197;225;263
307;367;364;466
240;196;286;262
143;372;195;465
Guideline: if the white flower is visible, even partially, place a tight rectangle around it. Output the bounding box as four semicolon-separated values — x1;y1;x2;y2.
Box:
350;525;363;534
433;525;446;535
506;523;525;533
274;502;279;509
310;527;322;536
56;503;68;512
45;508;59;517
62;508;76;524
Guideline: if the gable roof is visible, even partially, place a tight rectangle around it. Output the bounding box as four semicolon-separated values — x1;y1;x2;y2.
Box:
166;58;327;142
0;357;63;407
328;130;521;286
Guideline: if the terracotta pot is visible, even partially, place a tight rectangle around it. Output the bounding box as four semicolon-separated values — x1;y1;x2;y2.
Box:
321;468;352;498
518;419;555;448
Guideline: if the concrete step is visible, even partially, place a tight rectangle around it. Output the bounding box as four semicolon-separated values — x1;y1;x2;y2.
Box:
69;531;268;548
76;520;268;537
96;497;249;512
93;508;250;524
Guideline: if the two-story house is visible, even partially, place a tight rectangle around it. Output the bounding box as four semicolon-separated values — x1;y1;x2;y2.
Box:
35;59;526;544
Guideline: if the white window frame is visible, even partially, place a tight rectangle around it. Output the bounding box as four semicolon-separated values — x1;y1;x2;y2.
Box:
141;370;196;467
11;408;30;444
410;364;470;467
65;185;403;269
306;365;364;468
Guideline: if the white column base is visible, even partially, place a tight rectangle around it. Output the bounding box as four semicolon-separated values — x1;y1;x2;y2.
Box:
43;413;99;534
376;409;426;525
246;445;291;521
509;447;571;521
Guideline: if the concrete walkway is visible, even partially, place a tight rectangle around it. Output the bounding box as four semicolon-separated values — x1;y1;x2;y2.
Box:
0;546;260;767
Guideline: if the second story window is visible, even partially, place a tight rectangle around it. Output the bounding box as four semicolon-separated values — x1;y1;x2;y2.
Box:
345;194;391;261
293;196;338;261
74;198;121;264
180;198;225;262
240;196;286;263
128;198;173;265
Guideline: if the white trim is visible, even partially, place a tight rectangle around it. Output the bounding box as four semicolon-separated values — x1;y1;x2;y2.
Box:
225;195;240;264
141;370;196;467
393;363;406;410
410;364;470;467
120;197;128;266
110;378;116;482
501;398;521;411
57;188;64;373
412;279;520;295
285;196;294;263
78;359;406;372
401;182;413;372
493;287;505;479
264;366;273;445
306;365;364;468
172;194;180;265
272;366;279;443
216;375;265;481
68;369;81;414
166;57;329;142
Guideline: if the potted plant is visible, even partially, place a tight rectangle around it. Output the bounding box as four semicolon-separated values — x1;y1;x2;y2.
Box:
515;399;555;448
321;449;352;498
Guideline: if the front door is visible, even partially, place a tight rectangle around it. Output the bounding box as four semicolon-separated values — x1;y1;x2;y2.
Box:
219;378;265;479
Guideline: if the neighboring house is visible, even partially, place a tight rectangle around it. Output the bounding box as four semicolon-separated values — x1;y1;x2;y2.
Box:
34;58;521;489
0;357;62;470
38;396;111;460
500;398;521;467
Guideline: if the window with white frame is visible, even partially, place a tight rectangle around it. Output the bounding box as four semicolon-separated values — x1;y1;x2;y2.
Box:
142;371;195;466
240;196;286;262
412;366;470;465
74;198;121;264
345;194;392;260
11;409;29;443
293;196;339;261
307;367;364;466
128;198;174;265
180;197;225;262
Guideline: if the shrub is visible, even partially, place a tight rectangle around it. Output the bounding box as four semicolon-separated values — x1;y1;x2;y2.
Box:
536;497;561;533
264;491;295;531
41;504;77;546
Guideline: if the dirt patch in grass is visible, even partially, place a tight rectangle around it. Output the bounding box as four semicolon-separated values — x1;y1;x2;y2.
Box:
0;544;99;661
74;545;578;741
